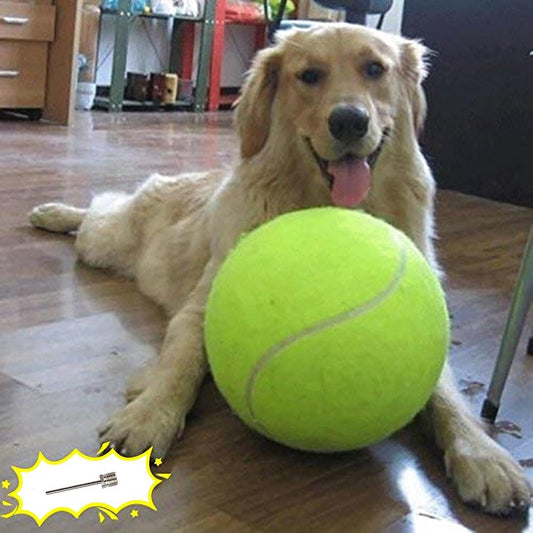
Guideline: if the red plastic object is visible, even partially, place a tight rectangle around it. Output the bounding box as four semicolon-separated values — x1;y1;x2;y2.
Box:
207;0;266;111
225;1;263;22
180;0;267;111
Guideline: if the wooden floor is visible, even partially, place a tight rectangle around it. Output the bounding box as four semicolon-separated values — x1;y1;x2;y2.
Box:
0;111;532;532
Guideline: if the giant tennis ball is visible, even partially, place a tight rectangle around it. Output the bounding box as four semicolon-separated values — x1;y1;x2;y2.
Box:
205;208;449;452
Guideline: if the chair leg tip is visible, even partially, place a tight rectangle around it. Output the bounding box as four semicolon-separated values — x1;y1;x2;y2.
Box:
481;399;499;423
527;337;533;356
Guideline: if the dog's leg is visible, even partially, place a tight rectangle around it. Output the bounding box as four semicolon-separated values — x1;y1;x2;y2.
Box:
73;192;139;275
378;179;531;514
417;226;532;513
98;259;218;458
428;365;531;514
29;203;86;233
407;202;531;512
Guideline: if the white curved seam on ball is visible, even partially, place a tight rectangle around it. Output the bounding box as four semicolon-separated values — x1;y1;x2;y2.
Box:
244;229;409;425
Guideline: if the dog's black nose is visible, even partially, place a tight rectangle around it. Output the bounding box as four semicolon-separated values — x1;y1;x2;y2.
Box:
328;104;369;143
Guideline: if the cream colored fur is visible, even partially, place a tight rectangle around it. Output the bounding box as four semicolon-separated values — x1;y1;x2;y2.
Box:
29;24;530;515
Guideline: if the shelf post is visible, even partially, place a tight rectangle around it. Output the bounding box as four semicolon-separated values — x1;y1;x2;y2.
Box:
108;0;132;111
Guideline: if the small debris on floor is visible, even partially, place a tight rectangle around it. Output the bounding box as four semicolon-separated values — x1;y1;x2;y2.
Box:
493;420;523;439
459;379;485;397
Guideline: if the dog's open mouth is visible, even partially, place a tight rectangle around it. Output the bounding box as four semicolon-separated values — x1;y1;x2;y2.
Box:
306;133;387;209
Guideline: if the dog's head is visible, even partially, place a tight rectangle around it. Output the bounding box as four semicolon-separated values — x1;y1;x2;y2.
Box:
235;24;429;208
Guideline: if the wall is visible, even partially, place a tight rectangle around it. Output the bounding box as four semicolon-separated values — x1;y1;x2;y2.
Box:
402;0;533;206
369;0;403;34
95;15;172;85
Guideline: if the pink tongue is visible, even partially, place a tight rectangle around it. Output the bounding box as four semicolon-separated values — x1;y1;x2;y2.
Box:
328;157;371;208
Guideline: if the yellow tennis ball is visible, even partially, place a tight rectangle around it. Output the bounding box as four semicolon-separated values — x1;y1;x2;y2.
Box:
205;208;449;452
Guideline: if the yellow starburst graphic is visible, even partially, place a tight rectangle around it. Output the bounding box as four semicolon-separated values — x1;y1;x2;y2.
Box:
1;442;172;526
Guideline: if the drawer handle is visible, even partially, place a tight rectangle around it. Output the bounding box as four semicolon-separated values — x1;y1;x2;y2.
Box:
0;70;19;77
1;16;30;24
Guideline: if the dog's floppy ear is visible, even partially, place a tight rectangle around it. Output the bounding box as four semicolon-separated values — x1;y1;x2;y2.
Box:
399;39;430;137
234;45;283;159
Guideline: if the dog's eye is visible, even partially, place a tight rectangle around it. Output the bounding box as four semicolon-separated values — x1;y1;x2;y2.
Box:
365;61;385;79
297;68;323;85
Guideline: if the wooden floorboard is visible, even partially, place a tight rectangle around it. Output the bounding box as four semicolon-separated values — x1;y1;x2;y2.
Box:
0;111;532;532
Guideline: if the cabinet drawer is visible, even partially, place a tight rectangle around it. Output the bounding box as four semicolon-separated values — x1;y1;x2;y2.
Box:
0;2;55;41
0;40;47;107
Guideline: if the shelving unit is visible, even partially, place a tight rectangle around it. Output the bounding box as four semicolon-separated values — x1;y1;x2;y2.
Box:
94;0;216;112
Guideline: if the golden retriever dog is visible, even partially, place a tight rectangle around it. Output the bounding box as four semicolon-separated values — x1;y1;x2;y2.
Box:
29;24;530;515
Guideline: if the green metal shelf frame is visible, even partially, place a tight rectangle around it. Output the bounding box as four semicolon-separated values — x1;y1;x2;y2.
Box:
95;0;216;112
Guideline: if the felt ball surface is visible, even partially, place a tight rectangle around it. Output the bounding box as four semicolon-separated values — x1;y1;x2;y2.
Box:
205;208;449;452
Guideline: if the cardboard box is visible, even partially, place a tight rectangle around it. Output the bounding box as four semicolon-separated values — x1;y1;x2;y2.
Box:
297;0;342;21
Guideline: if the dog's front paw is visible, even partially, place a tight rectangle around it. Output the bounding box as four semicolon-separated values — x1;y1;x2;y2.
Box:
98;392;185;459
445;435;531;515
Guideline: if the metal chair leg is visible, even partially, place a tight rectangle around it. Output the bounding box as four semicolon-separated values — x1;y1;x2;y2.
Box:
481;227;533;423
